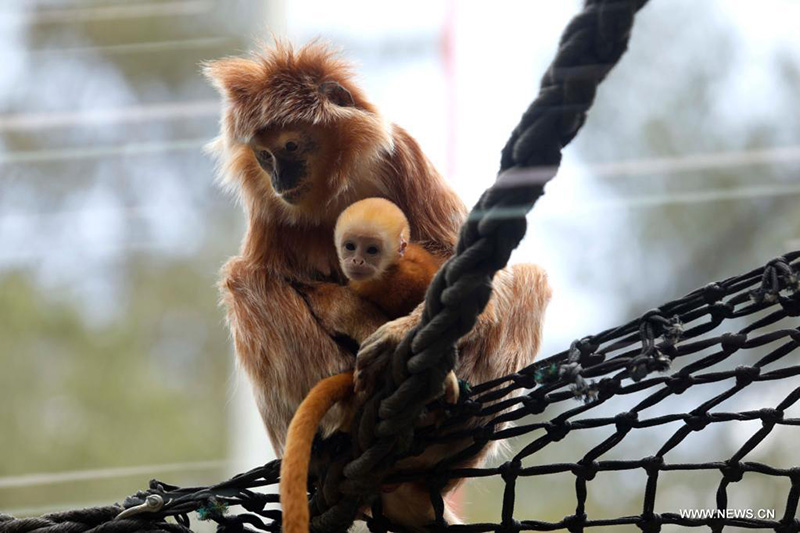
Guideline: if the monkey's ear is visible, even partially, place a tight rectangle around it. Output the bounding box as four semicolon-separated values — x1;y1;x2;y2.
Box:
202;57;260;101
320;81;355;108
399;239;408;258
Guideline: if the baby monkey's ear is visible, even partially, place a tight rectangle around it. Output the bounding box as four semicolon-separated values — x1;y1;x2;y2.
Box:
399;237;408;258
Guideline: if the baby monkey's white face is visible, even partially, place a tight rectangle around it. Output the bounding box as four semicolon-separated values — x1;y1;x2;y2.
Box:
338;231;400;281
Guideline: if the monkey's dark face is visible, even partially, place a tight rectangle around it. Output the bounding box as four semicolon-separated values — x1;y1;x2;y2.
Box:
250;128;322;205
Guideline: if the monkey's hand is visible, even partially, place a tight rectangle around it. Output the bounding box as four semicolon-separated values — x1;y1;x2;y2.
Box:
295;281;388;344
354;306;422;396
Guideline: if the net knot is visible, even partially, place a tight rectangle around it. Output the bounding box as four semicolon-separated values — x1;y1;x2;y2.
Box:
641;456;664;474
734;365;760;387
721;462;744;483
559;361;582;382
686;413;710;432
522;394;548;415
759;408;783;427
564;513;587;533
572;461;599;481
569;337;602;366
474;424;496;447
720;332;746;353
512;371;538;389
710;302;735;322
628;354;669;382
666;373;692;395
637;513;662;533
596;377;621;400
500;460;522;483
702;282;726;304
614;411;638;434
774;522;800;533
545;420;572;442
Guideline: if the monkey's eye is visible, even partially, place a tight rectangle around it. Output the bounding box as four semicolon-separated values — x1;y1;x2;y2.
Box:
285;141;298;152
256;150;273;162
345;242;356;251
366;246;379;255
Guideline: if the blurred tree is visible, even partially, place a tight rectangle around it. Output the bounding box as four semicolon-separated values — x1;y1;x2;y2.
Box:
0;0;264;513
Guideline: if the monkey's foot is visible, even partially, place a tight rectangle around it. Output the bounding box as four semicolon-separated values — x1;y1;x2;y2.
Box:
443;371;459;405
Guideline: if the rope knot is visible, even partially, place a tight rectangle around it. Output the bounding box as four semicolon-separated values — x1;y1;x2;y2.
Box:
720;332;747;353
474;424;496;446
710;302;735;322
666;374;692;395
734;365;760;387
545;420;572;442
628;355;654;382
615;411;638;434
759;408;783;427
564;513;587;533
637;513;662;533
522;394;548;415
641;455;664;474
686;413;710;432
573;461;599;481
702;282;726;304
511;371;538;389
500;460;521;483
596;377;621;400
569;337;602;366
721;462;744;483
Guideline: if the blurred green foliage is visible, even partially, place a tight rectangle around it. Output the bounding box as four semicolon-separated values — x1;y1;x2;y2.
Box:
0;259;230;510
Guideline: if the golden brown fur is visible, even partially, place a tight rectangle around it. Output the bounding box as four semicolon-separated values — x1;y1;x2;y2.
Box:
349;243;441;318
334;197;444;319
204;40;551;529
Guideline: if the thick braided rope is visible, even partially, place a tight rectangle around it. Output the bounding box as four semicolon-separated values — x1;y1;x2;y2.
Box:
0;506;192;533
310;0;651;529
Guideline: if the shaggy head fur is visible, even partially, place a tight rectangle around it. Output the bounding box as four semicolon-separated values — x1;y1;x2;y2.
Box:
203;41;394;226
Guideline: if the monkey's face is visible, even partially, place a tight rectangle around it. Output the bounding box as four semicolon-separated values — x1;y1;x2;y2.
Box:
337;232;396;281
250;127;325;206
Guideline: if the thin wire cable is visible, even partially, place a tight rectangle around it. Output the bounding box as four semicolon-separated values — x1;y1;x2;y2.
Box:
0;1;215;26
0;101;218;132
0;138;207;165
0;460;228;489
31;37;235;57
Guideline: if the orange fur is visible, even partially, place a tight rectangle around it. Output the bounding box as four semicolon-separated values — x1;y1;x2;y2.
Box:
205;40;551;529
349;243;441;319
335;198;443;318
280;371;354;533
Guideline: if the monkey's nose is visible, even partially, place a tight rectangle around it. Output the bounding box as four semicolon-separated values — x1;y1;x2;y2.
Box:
352;258;365;266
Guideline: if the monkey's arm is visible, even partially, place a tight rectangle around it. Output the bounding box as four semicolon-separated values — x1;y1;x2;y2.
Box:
295;281;390;344
221;258;370;455
355;264;551;395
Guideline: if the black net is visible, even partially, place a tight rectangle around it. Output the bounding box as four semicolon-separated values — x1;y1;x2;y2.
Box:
29;250;793;533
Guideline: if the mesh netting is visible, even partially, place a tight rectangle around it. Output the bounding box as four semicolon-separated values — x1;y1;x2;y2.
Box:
35;250;794;533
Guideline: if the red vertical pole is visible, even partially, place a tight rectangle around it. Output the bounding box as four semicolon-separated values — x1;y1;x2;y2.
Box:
442;0;457;182
440;0;463;519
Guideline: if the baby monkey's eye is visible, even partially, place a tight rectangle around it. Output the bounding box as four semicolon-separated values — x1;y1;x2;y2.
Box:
366;246;379;255
345;242;356;251
285;141;298;152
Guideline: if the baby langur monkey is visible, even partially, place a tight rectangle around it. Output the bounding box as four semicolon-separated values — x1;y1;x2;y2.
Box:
335;198;459;404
